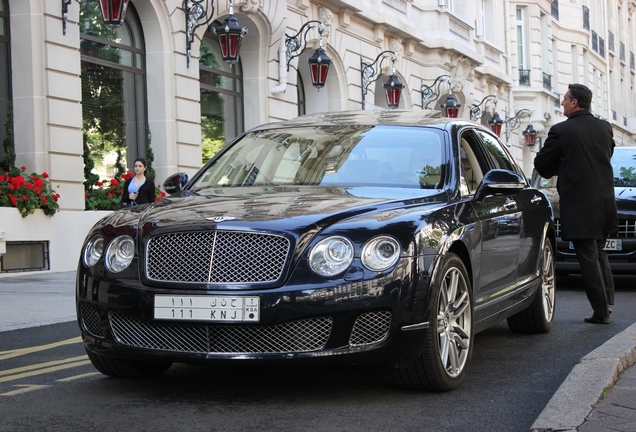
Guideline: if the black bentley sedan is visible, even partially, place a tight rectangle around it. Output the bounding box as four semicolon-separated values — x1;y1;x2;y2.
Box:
77;110;556;392
533;145;636;274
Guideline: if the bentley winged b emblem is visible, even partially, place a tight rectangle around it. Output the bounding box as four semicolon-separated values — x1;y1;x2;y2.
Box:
205;216;237;223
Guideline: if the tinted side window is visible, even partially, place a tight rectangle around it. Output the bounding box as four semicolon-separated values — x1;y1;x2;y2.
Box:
474;130;515;172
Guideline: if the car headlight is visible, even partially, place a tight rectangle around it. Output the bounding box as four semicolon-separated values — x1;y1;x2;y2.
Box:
104;235;135;273
361;236;401;271
309;236;354;276
82;235;105;267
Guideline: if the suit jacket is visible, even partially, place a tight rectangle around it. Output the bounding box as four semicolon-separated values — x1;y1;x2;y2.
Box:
122;177;156;205
534;110;618;240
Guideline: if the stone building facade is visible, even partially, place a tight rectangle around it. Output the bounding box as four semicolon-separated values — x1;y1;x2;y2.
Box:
1;0;635;274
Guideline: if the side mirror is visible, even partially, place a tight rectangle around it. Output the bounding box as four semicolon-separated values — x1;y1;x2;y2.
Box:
163;172;189;195
474;169;526;202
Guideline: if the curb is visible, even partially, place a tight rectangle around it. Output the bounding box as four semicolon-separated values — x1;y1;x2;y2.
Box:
530;322;636;431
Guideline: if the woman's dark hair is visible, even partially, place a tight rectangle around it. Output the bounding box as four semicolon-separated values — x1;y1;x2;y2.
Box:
568;84;593;110
133;157;147;168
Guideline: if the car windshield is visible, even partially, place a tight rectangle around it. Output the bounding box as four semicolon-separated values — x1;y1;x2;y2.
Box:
192;125;445;189
612;147;636;187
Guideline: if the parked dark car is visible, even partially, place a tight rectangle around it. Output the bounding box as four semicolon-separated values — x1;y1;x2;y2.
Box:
533;146;636;275
77;110;556;392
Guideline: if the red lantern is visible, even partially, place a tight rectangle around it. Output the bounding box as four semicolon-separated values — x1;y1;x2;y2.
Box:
488;112;504;136
523;124;537;146
308;46;332;89
214;14;247;64
441;93;461;118
383;74;404;109
98;0;129;27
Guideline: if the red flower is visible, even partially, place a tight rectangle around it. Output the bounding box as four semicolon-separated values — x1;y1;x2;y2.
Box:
20;166;27;172
84;193;88;199
26;183;34;189
9;195;17;206
0;175;5;182
34;188;41;195
54;193;60;201
110;178;119;186
42;172;49;178
40;196;47;204
96;181;103;187
22;195;28;201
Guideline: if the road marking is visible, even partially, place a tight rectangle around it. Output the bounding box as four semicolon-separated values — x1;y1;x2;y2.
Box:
0;384;51;396
56;372;101;382
0;357;90;383
0;337;82;361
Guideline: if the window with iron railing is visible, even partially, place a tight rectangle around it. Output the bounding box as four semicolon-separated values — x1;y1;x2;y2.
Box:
609;31;614;52
582;6;590;31
519;69;530;86
551;0;559;20
621;42;626;62
592;30;598;52
543;72;552;90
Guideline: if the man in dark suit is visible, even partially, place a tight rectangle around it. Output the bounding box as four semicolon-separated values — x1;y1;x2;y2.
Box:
534;83;618;324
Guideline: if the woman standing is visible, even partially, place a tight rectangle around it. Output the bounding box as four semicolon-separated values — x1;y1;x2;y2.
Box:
121;158;155;206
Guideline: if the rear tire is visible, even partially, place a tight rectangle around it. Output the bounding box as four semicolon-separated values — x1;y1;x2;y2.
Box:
392;253;473;391
86;349;172;378
507;240;556;334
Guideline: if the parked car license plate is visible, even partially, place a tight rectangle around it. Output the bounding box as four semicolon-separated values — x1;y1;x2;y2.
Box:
568;239;622;251
154;295;260;322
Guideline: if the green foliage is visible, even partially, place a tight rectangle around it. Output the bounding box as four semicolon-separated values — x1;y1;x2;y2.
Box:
1;102;16;173
84;172;131;211
0;166;61;217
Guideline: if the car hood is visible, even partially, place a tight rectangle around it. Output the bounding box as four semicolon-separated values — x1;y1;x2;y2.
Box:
615;187;636;213
109;186;448;235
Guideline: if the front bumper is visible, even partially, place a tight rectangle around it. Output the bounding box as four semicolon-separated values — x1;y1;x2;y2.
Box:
555;237;636;274
76;257;431;366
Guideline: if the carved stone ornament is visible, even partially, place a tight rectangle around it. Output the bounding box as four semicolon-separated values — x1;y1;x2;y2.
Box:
318;6;334;39
241;0;261;14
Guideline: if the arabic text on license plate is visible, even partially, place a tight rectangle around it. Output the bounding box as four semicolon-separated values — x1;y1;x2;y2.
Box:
568;239;622;251
154;295;260;322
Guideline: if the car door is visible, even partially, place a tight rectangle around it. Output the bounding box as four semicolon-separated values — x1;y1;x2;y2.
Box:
459;130;520;306
473;129;544;287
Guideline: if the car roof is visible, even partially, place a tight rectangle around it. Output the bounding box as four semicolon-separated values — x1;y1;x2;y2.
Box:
248;110;482;132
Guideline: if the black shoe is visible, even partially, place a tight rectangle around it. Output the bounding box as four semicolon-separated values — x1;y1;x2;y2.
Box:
584;315;610;324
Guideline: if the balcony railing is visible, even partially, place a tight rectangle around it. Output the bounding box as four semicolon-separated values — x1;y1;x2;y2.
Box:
519;69;530;86
543;72;552;91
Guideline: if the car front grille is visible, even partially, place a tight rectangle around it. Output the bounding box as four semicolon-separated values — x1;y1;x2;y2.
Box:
349;311;391;346
80;303;105;338
145;230;290;284
554;218;636;238
109;313;332;354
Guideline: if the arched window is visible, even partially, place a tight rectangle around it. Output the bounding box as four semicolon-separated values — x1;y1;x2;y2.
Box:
200;27;244;164
80;2;147;178
0;0;11;159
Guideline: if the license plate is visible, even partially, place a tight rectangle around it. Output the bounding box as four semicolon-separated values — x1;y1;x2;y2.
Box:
568;239;622;251
154;295;260;322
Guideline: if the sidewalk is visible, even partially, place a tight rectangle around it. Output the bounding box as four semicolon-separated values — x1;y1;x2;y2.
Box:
1;270;635;431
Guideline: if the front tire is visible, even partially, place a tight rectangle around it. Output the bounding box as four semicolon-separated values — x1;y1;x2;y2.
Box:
86;349;172;378
392;253;473;391
507;240;556;333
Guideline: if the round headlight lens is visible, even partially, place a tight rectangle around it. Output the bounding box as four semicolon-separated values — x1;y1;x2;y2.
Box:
361;236;401;271
104;235;135;273
82;235;104;267
309;236;354;276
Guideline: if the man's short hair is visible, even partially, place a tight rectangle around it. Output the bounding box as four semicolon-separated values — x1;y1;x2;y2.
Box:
568;83;592;110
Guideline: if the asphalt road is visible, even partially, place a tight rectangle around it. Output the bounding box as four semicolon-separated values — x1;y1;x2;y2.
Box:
0;275;634;432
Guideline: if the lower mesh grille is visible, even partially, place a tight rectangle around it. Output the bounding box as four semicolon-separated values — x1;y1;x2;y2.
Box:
109;313;333;354
80;303;105;338
349;311;392;346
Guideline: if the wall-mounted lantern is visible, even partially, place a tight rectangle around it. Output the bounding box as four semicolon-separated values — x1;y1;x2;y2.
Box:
63;0;129;35
361;51;403;109
421;74;461;118
503;108;536;147
213;0;248;65
283;20;332;89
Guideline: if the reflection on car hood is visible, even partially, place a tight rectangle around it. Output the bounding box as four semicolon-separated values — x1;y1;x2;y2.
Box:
615;187;636;213
132;186;447;233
